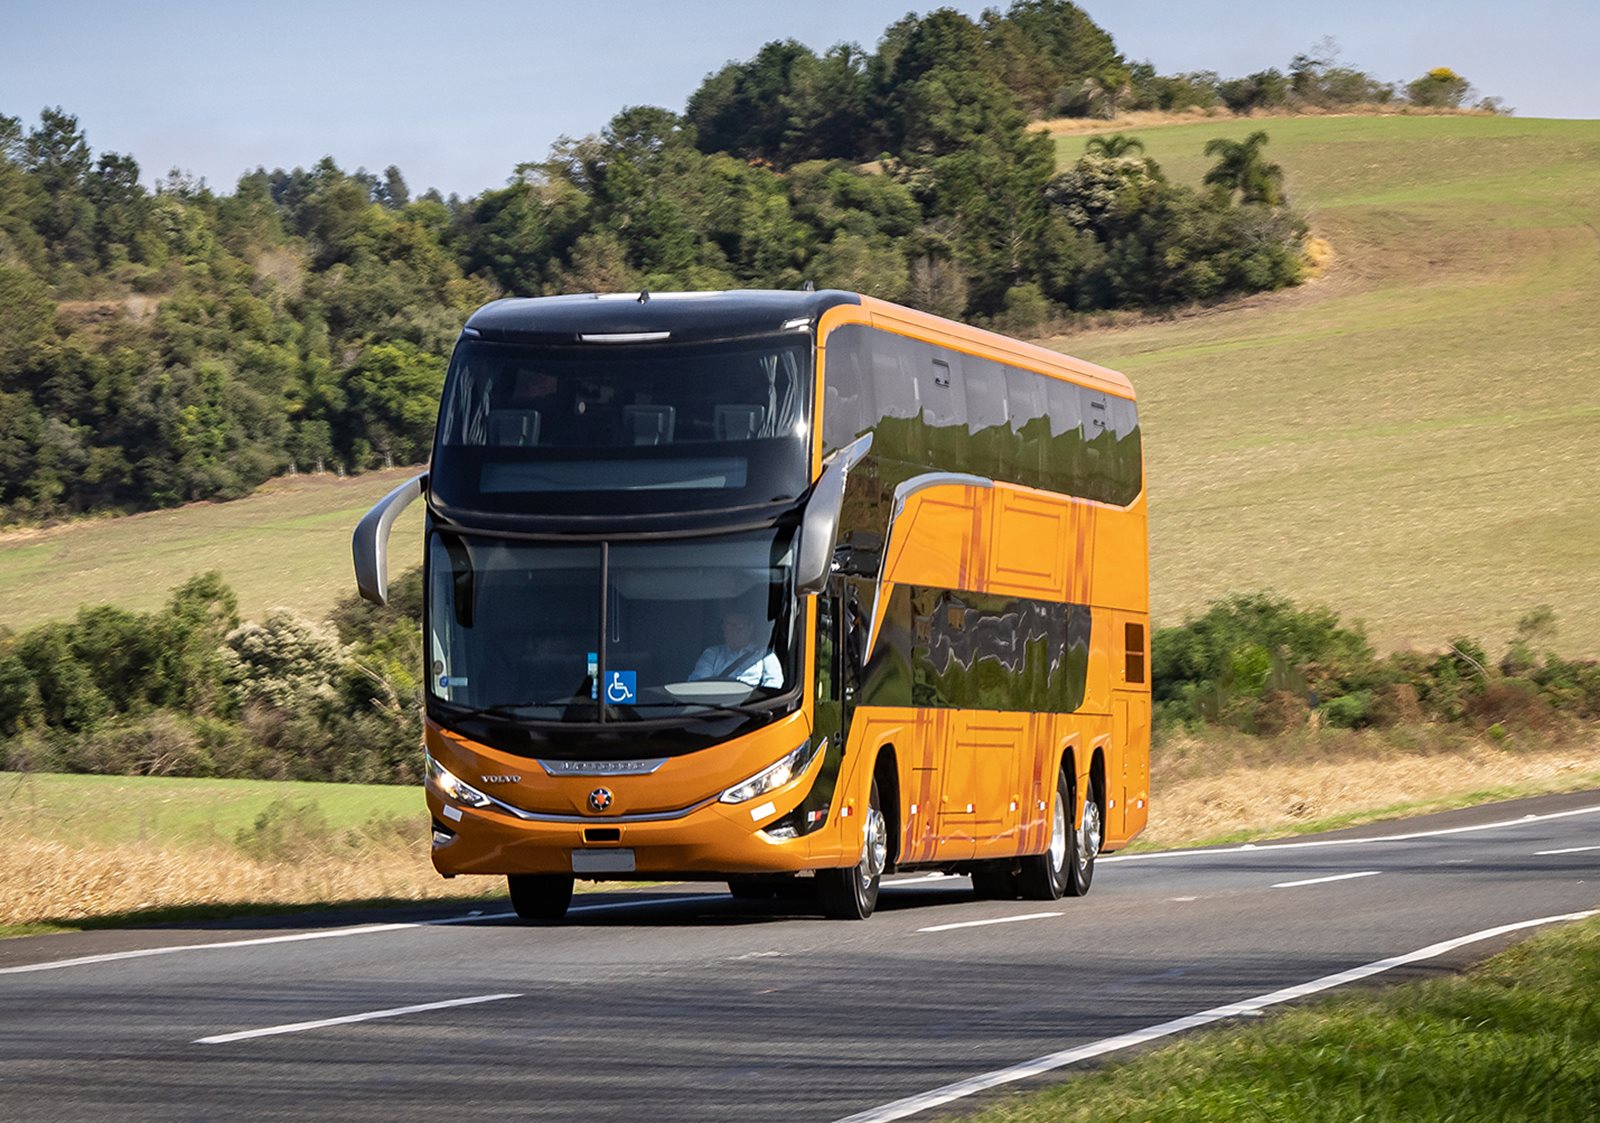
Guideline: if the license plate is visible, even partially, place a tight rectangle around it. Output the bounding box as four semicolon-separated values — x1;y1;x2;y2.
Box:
571;848;636;874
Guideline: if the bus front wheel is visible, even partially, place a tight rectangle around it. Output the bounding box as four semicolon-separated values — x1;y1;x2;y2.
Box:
818;779;886;919
508;873;574;921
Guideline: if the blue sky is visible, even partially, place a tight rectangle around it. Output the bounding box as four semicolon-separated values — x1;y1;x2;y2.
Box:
3;0;1595;198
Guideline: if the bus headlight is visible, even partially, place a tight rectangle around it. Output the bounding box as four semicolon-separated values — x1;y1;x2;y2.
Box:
425;752;493;809
720;739;821;805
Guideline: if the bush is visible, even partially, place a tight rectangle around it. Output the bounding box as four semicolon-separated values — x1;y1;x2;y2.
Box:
1153;595;1600;739
1407;67;1472;109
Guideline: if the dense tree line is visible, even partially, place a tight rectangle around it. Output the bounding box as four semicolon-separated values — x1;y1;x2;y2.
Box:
1;3;1366;524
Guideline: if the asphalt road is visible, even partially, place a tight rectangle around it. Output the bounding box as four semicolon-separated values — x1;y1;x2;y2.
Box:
2;789;1596;1122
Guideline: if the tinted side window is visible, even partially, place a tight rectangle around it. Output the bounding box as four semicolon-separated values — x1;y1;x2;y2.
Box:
822;324;1141;505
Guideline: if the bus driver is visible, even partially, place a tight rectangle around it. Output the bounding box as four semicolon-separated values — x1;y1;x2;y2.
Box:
689;608;783;687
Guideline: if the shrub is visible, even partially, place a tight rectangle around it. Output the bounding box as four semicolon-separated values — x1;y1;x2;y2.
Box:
1407;67;1473;109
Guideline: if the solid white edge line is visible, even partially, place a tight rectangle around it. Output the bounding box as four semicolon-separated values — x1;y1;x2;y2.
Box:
919;912;1063;933
1536;845;1600;856
195;992;520;1044
0;892;729;976
1272;870;1382;889
1102;802;1600;864
832;908;1599;1123
7;800;1596;977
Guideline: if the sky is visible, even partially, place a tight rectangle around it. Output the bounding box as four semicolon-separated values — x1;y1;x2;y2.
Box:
3;0;1596;199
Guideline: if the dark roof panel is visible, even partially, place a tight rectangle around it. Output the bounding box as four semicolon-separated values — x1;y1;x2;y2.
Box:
463;289;860;344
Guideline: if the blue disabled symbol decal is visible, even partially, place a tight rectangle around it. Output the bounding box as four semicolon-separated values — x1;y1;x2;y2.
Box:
605;670;637;705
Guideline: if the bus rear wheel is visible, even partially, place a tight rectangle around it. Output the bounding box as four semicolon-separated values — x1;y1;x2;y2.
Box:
1018;769;1078;901
508;873;574;921
818;779;887;920
1066;778;1100;898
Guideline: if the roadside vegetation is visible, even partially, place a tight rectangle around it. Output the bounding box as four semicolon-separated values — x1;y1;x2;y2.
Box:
954;914;1600;1122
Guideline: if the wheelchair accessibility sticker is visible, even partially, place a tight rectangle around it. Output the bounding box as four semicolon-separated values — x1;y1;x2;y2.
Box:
605;670;637;705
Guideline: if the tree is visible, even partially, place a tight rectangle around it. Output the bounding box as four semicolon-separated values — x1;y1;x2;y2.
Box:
1407;67;1473;109
1084;133;1144;158
1203;131;1286;206
994;0;1123;116
340;342;447;467
1079;63;1133;118
375;165;410;209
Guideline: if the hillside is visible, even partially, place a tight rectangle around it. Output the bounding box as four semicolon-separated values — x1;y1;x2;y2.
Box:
1050;114;1600;653
3;116;1597;655
0;467;422;630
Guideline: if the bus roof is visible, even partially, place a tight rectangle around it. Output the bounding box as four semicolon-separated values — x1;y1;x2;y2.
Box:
463;289;860;344
461;289;1133;399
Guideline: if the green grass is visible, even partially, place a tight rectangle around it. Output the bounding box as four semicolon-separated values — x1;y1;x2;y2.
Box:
956;913;1600;1122
0;467;424;631
1051;115;1600;654
0;770;423;849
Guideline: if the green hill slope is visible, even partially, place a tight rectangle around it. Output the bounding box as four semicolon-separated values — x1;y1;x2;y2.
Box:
4;116;1596;652
1051;115;1600;653
0;468;422;630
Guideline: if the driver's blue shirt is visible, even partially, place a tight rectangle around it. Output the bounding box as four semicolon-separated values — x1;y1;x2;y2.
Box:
689;644;783;687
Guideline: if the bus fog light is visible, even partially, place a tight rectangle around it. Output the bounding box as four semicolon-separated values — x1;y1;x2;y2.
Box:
426;752;493;809
720;739;821;804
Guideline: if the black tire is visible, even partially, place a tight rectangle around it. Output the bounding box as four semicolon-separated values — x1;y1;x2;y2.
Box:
817;779;887;920
507;873;574;921
970;863;1019;899
727;878;779;901
1065;776;1100;898
1018;769;1073;900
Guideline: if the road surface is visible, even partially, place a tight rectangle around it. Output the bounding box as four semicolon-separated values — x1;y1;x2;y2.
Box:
1;789;1596;1122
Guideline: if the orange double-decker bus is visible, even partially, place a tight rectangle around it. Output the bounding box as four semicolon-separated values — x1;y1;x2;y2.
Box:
354;290;1148;920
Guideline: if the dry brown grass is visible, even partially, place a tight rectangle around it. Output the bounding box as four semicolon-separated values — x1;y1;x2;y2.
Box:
0;836;488;928
1144;726;1600;848
1031;104;1501;138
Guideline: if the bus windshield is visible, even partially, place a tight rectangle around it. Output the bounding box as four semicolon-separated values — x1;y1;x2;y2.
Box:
430;334;812;518
426;525;801;723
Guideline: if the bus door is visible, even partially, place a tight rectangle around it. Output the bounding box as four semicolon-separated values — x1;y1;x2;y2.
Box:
1111;613;1151;839
810;579;859;804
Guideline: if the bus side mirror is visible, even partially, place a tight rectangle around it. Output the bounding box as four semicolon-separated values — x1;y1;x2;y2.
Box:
352;473;427;605
795;434;871;596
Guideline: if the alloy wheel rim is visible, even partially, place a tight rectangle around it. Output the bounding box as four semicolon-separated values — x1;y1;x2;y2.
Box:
861;807;888;882
1048;793;1067;872
1079;798;1101;873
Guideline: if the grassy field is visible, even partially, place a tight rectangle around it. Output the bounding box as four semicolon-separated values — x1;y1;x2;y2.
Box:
1049;115;1600;654
0;770;421;848
0;771;499;933
0;467;424;631
955;912;1600;1122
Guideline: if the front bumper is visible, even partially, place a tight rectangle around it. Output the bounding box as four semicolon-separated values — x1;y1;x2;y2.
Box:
424;718;849;878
